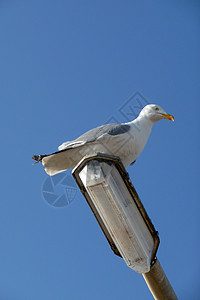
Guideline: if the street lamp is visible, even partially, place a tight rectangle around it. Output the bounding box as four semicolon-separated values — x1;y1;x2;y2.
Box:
72;153;159;273
72;153;177;299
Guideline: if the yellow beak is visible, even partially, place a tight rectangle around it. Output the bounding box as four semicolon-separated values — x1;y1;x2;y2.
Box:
161;113;174;121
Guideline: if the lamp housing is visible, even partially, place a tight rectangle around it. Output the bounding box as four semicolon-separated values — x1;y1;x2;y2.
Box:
72;153;159;274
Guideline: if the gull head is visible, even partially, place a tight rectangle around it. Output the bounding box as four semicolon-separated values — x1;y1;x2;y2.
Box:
139;104;174;123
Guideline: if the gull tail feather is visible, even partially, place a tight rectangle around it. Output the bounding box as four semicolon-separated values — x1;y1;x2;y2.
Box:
32;154;48;165
32;143;98;176
32;148;79;176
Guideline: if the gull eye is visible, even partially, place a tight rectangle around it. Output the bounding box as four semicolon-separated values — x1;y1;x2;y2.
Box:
154;107;159;111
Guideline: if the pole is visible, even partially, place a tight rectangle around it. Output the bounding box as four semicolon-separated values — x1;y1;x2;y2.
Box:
142;258;178;300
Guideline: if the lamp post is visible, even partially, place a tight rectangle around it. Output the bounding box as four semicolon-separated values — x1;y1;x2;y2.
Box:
72;153;177;299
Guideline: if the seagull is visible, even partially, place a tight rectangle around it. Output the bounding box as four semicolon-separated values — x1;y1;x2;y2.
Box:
32;104;174;176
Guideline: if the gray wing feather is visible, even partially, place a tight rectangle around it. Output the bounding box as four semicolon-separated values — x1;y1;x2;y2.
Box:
58;123;130;150
107;124;130;136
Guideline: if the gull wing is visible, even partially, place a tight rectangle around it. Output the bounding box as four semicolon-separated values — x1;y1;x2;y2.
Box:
58;123;130;150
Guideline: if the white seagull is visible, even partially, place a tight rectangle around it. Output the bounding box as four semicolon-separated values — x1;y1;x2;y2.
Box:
32;104;174;176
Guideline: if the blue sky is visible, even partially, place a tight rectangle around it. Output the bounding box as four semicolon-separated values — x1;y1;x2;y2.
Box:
0;1;199;299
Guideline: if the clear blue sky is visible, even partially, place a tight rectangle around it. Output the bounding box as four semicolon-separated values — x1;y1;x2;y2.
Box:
0;1;199;299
